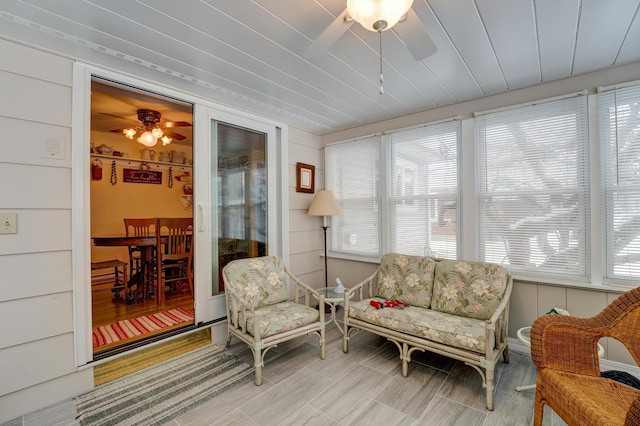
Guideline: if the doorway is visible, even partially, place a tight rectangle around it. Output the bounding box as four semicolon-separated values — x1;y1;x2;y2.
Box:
89;77;195;355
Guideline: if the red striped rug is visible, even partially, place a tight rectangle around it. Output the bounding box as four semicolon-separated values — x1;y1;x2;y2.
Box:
92;308;194;348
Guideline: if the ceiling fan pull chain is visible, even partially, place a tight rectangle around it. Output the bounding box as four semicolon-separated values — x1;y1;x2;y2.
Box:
378;28;384;95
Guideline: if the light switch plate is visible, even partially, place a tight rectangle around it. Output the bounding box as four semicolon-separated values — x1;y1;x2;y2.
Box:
0;213;17;234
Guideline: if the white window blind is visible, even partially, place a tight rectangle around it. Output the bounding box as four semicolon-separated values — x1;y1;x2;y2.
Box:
387;122;460;258
326;136;381;257
475;96;589;278
600;84;640;283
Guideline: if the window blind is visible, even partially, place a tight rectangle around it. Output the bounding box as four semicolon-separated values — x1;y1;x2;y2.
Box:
599;84;640;282
387;122;460;258
326;136;381;257
475;96;589;278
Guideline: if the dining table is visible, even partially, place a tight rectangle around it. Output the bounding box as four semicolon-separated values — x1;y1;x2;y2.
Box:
92;235;159;305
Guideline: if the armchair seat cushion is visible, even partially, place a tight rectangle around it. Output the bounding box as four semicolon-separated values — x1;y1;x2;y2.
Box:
246;301;320;338
349;298;487;353
539;369;640;425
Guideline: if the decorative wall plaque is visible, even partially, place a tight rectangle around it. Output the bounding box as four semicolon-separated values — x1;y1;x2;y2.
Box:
123;168;162;184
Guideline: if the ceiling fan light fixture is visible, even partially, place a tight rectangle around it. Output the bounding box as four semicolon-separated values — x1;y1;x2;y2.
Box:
123;128;137;139
347;0;413;32
161;135;172;146
151;127;164;138
137;130;157;147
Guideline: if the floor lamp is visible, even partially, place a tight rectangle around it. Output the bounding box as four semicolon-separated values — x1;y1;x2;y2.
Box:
307;189;341;289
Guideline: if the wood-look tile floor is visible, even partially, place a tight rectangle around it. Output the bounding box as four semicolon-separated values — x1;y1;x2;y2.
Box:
6;319;569;426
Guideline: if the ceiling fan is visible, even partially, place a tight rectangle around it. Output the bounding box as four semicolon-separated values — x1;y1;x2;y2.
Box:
304;0;437;61
303;0;437;94
105;109;192;147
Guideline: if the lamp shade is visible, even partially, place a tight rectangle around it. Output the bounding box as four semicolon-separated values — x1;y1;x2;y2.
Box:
347;0;414;32
307;190;341;216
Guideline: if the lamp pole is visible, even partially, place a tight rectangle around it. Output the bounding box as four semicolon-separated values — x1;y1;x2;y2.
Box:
322;225;329;288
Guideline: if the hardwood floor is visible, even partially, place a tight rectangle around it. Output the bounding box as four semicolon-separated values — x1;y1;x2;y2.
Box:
10;312;570;425
91;280;194;353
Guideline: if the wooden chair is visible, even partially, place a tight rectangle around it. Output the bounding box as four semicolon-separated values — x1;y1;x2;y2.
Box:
530;286;640;426
123;218;156;281
156;217;193;303
223;256;326;385
90;259;128;301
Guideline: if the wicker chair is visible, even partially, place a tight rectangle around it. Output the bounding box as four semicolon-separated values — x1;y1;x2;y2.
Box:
530;286;640;426
223;256;326;385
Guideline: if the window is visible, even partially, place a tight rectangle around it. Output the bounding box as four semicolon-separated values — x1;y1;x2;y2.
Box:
600;84;640;283
326;136;381;257
326;121;461;259
327;84;640;288
475;96;589;280
387;123;460;258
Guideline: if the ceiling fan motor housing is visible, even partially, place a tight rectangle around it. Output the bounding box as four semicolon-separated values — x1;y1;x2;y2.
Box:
137;109;161;130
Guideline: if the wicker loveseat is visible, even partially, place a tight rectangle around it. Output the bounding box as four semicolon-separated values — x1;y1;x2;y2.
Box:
342;253;513;410
530;286;640;425
223;256;326;385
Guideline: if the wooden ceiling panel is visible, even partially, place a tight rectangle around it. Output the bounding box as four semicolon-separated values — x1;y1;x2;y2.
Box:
0;0;637;135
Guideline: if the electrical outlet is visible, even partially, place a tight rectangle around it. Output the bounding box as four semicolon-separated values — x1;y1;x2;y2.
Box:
0;213;17;235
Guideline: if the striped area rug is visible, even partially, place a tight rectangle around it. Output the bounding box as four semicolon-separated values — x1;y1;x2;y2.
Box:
75;344;254;426
92;308;194;348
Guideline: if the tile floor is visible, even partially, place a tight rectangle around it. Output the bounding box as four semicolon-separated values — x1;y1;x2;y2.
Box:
5;319;568;425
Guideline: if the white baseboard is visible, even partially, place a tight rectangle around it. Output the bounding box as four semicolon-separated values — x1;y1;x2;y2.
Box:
507;337;640;378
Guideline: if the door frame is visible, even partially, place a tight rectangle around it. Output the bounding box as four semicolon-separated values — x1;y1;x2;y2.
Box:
72;63;289;366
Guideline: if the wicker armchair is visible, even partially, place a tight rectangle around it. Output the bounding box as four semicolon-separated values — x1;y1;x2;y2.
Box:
223;256;326;385
530;286;640;426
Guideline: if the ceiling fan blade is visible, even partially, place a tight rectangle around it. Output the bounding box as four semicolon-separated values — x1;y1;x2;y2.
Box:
160;121;192;128
162;129;187;141
304;8;354;59
395;8;437;61
100;112;139;124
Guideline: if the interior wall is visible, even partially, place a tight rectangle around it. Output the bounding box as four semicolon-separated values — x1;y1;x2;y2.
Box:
0;38;94;421
89;131;193;262
287;127;325;288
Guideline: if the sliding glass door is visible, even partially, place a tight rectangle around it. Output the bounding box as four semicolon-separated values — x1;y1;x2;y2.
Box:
213;123;267;295
194;107;286;322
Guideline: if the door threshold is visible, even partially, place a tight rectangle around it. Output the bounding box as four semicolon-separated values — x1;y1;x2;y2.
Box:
92;323;198;361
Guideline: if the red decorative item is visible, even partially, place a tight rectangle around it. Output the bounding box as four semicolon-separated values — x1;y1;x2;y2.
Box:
91;159;103;180
370;299;408;310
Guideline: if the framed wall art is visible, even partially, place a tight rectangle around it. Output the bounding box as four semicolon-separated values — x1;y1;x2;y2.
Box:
296;162;315;193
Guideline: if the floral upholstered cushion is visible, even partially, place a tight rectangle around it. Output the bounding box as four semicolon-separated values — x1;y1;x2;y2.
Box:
349;298;487;353
431;259;508;320
246;301;320;338
223;256;289;309
375;253;436;308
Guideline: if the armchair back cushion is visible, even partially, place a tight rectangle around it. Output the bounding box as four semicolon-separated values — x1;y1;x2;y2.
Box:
222;256;289;309
375;253;437;308
431;259;509;320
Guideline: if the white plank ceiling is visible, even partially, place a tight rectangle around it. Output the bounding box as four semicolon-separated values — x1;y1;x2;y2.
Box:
0;0;638;135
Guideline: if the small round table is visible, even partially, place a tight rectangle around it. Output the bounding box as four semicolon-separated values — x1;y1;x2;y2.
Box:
516;326;605;391
318;287;353;334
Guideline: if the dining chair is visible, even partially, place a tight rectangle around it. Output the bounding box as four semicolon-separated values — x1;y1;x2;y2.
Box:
123;218;156;281
156;217;194;303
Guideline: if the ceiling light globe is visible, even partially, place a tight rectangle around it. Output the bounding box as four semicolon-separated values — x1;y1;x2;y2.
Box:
152;128;164;138
123;128;137;139
347;0;413;32
161;136;172;146
137;131;157;147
